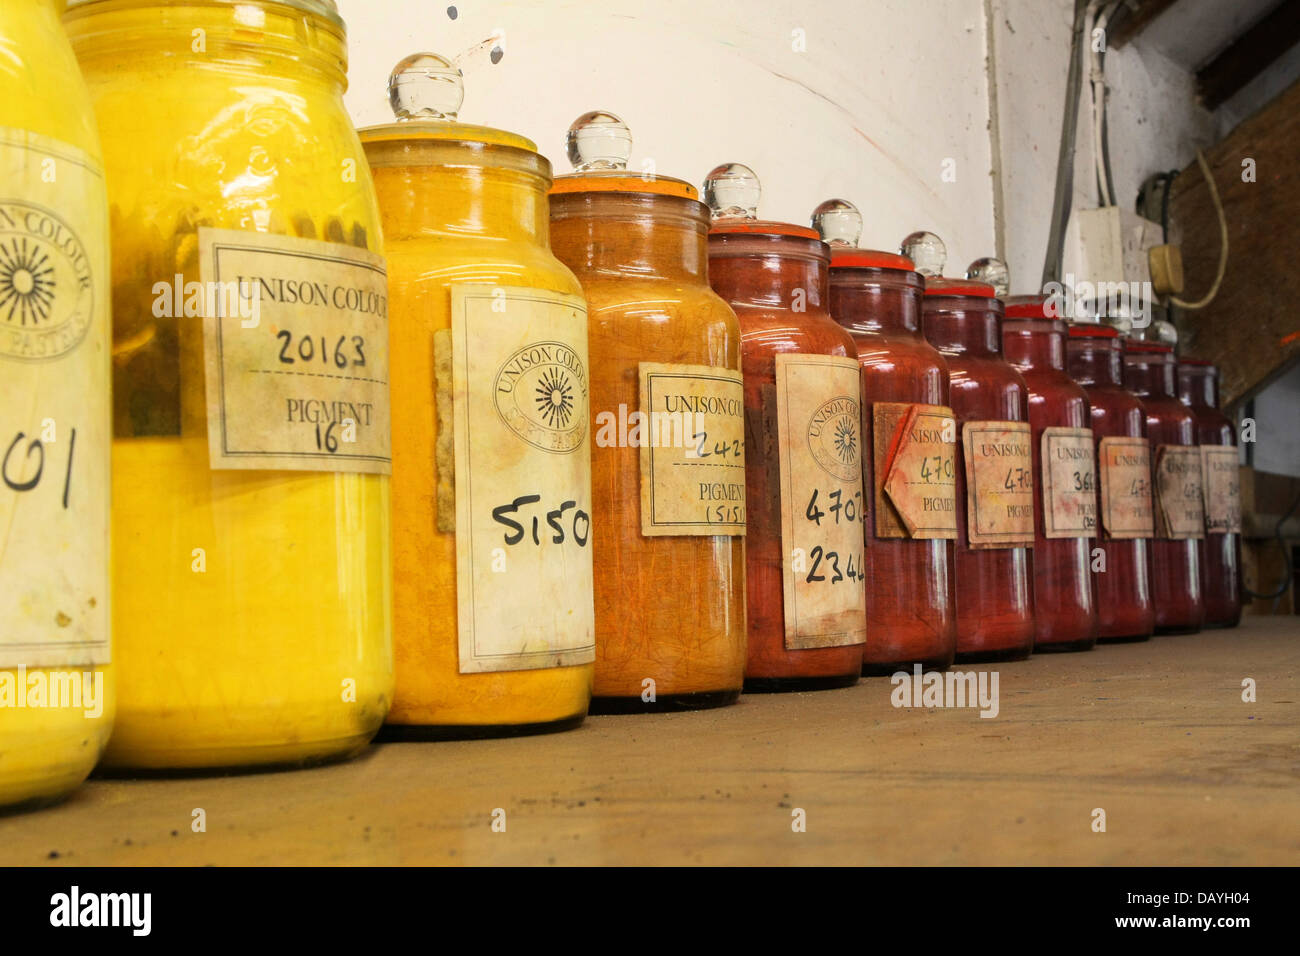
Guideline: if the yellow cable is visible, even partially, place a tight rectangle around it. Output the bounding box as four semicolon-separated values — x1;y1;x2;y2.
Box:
1170;148;1228;310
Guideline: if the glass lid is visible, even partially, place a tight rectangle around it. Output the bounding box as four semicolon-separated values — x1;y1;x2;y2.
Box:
900;231;997;298
551;112;697;198
703;163;818;238
812;199;914;270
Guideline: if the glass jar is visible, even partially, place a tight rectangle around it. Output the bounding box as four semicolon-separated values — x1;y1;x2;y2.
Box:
360;56;593;736
550;114;746;710
1122;343;1204;634
1065;324;1154;642
1177;360;1241;628
0;0;113;810
911;235;1034;662
66;0;393;769
1002;295;1098;652
817;203;956;674
704;170;864;691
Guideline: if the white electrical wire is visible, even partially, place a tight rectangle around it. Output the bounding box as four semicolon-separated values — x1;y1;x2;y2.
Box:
1089;1;1121;208
1170;148;1229;310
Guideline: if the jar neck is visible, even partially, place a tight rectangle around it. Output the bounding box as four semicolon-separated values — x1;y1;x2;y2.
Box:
1177;367;1219;409
1124;357;1176;399
922;299;1003;358
375;165;549;245
828;270;922;335
1002;318;1065;371
550;193;709;281
1066;341;1122;387
708;252;827;310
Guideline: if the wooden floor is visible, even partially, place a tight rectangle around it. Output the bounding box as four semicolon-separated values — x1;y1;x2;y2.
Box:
5;617;1297;866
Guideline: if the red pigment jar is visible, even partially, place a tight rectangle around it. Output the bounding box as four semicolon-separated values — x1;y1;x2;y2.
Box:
1177;360;1242;628
1123;342;1204;634
1066;324;1155;642
705;166;866;691
912;237;1034;662
816;202;956;674
1002;296;1098;652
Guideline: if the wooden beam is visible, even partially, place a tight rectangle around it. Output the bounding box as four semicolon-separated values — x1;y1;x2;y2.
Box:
1110;0;1183;49
1197;0;1300;110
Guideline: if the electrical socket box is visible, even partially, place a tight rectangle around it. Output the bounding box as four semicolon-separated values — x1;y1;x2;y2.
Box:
1062;207;1162;314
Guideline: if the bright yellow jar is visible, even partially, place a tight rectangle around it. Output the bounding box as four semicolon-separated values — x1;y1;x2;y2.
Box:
65;0;393;770
361;56;593;736
0;0;114;810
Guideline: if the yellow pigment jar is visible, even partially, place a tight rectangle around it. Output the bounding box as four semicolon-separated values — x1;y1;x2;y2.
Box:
65;0;393;770
360;55;594;737
0;0;114;810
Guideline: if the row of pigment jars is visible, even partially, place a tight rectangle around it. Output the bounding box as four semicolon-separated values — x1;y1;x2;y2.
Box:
0;0;114;809
362;57;594;736
1177;361;1242;628
1065;324;1156;642
1002;297;1098;652
817;203;957;674
66;0;394;768
550;115;747;710
1122;344;1205;634
704;167;866;690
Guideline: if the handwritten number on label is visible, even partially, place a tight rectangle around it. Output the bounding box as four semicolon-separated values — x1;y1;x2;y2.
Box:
3;428;75;508
278;331;367;370
493;494;591;547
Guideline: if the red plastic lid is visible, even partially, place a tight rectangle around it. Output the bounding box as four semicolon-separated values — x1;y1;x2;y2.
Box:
1124;342;1174;355
924;277;997;298
1067;323;1119;339
1177;358;1214;367
829;248;916;271
709;219;820;239
1004;294;1066;319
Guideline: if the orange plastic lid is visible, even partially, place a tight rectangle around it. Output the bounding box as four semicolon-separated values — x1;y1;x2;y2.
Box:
829;249;916;271
1068;323;1119;339
550;171;698;199
924;277;997;297
708;219;820;239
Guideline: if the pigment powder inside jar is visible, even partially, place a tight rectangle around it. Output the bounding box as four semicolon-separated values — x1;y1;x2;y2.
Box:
816;201;957;674
549;113;747;711
705;167;866;691
361;55;594;736
67;0;393;769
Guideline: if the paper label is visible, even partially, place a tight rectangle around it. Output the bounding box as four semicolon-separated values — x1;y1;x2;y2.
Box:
962;420;1035;548
775;354;867;650
1153;444;1205;540
874;402;958;539
1097;436;1154;539
0;128;110;668
199;227;391;474
1040;426;1098;538
1200;444;1241;534
450;285;595;673
638;362;746;536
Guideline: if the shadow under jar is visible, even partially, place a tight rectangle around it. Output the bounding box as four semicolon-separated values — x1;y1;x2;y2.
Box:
1123;343;1204;634
921;280;1035;662
1065;324;1155;642
1177;360;1242;628
1002;297;1098;653
817;220;955;674
705;169;865;692
549;114;746;712
361;55;594;739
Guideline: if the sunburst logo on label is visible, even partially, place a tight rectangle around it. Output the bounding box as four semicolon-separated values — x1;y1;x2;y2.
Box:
807;394;861;483
0;201;93;361
493;339;588;453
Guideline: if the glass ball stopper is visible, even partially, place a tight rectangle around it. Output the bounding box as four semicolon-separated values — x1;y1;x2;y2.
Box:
966;256;1010;298
901;231;946;278
812;199;862;247
565;111;632;172
703;163;760;221
389;53;463;122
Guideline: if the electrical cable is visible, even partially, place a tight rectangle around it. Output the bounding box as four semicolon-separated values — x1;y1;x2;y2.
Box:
1041;0;1092;288
1242;483;1300;602
1169;148;1228;310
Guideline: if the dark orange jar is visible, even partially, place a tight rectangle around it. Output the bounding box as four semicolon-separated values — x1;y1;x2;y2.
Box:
817;203;956;674
1003;296;1098;652
1177;360;1241;628
1066;324;1155;642
705;169;865;691
1123;343;1204;634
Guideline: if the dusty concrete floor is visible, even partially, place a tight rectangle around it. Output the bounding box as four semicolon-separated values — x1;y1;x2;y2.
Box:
4;616;1297;865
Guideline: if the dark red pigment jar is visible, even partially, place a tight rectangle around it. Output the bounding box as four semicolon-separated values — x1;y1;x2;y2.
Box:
815;202;956;674
911;238;1034;662
1123;343;1204;634
705;166;866;691
1066;324;1155;642
1002;296;1098;652
1177;360;1242;628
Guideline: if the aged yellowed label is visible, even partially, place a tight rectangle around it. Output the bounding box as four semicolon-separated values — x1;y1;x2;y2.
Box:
450;285;595;673
1153;444;1205;540
874;402;958;540
1040;426;1098;538
0;128;110;668
962;420;1035;548
1200;444;1240;534
199;227;391;474
775;354;867;650
1097;436;1153;539
638;362;746;536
